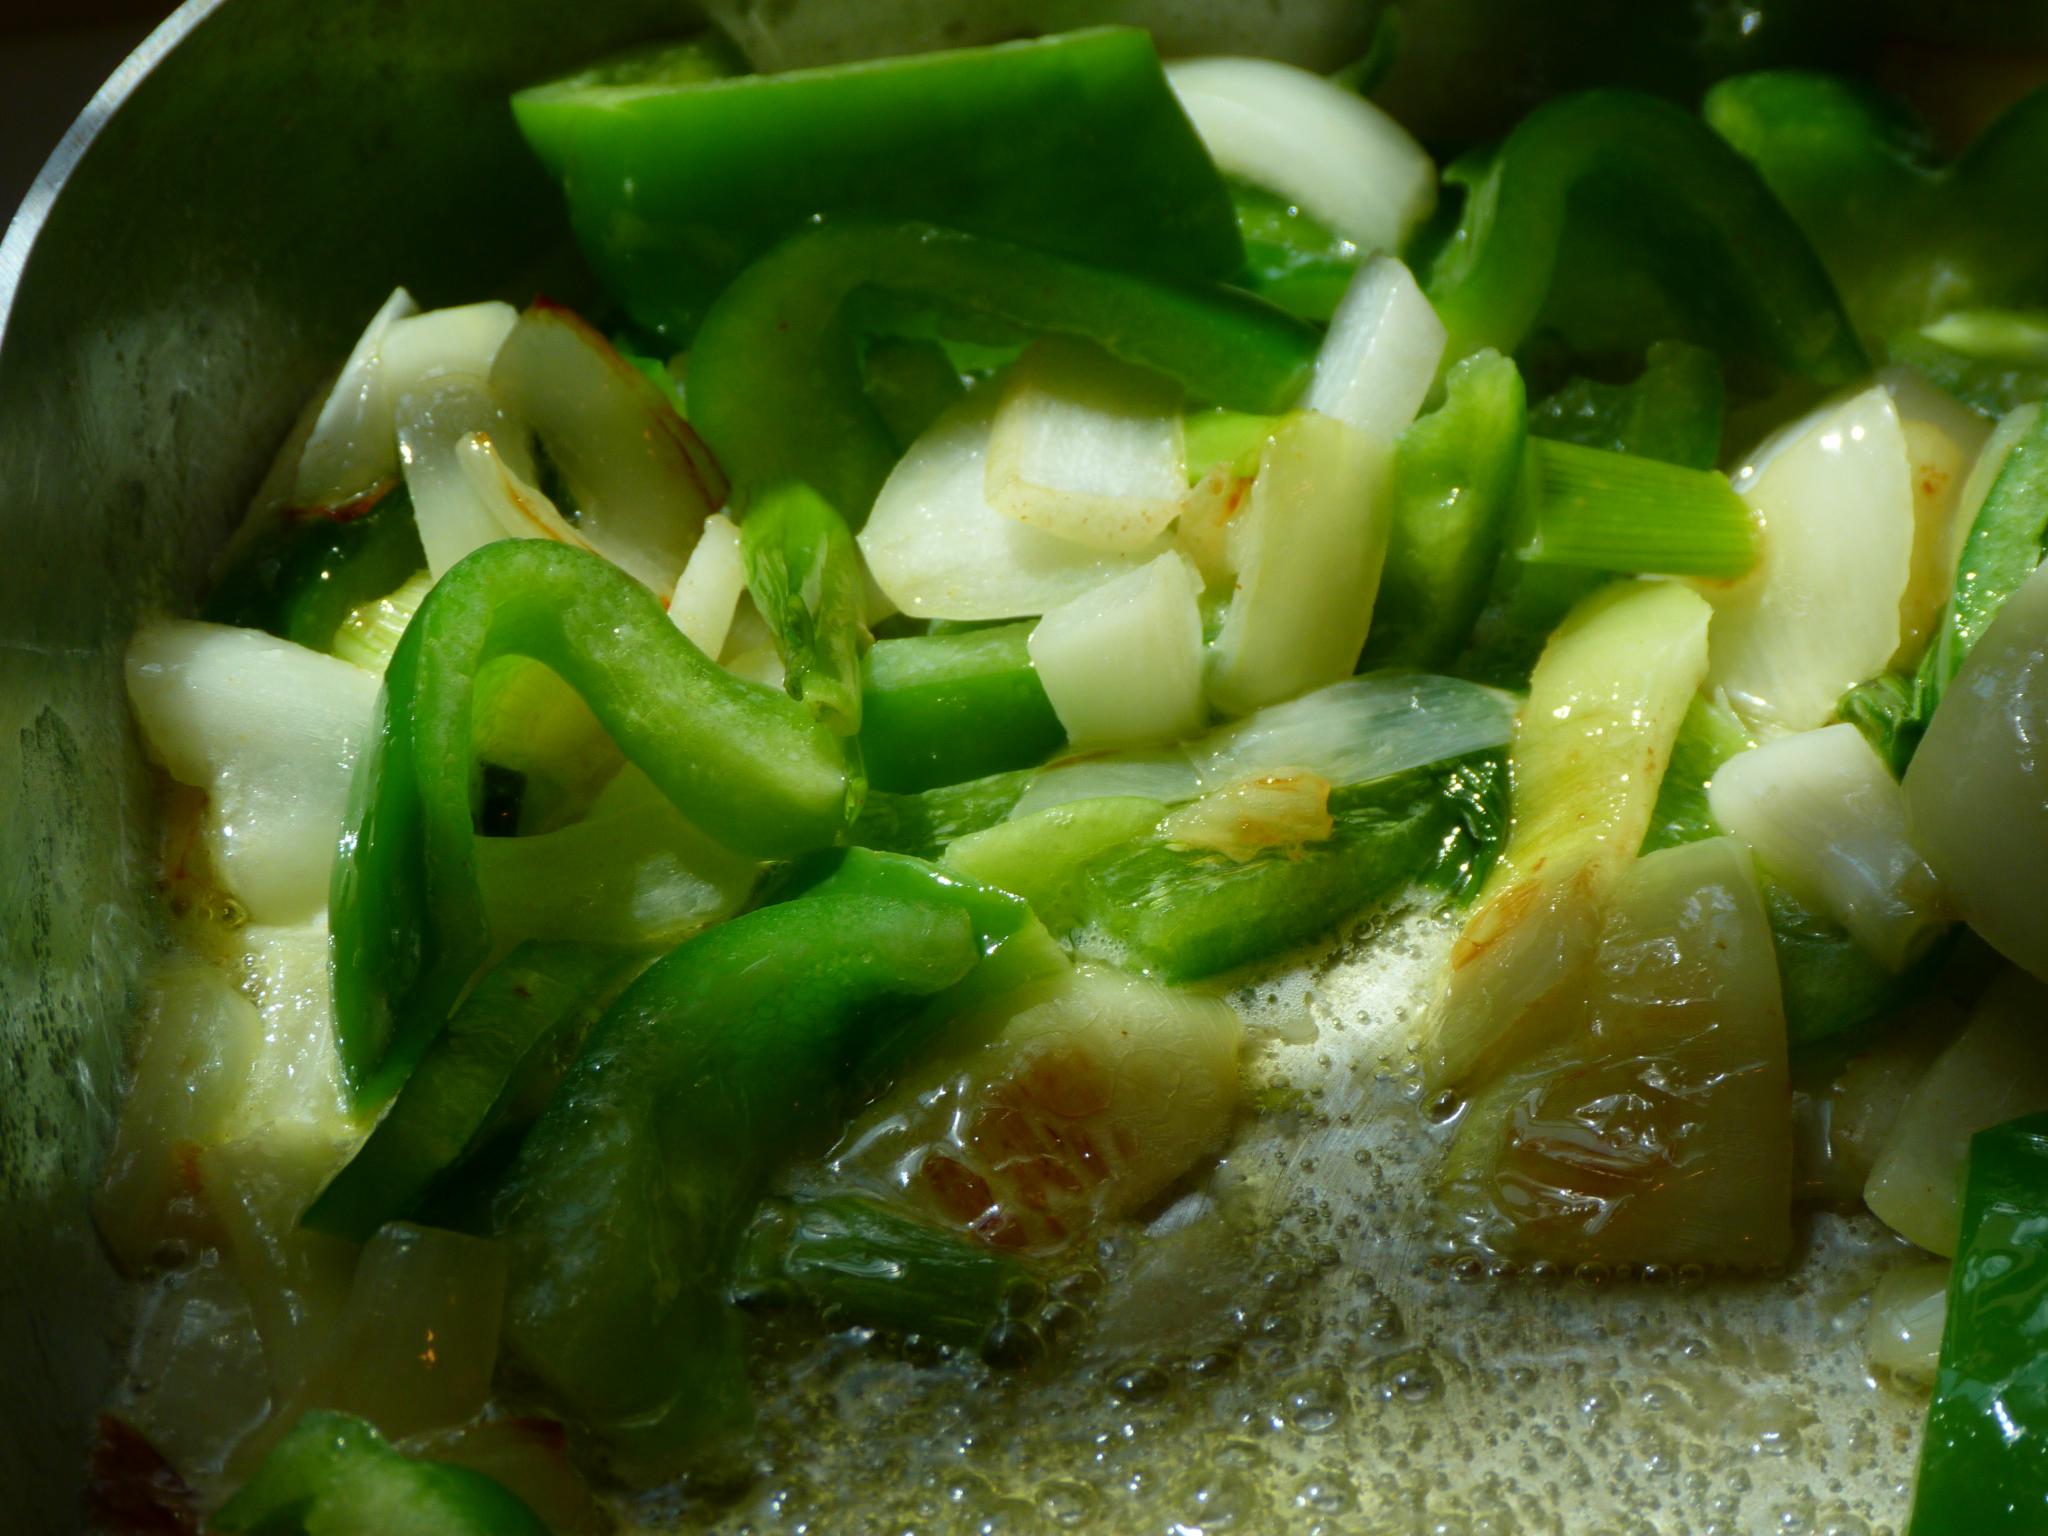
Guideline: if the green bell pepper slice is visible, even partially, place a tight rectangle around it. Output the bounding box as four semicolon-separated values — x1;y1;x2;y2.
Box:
514;27;1244;343
303;942;643;1242
491;849;1042;1475
859;622;1065;794
1075;757;1506;984
1910;1112;2048;1534
849;767;1037;861
1706;72;2048;346
1363;349;1528;670
213;1410;546;1535
740;480;869;736
1418;89;1864;384
206;485;425;653
687;221;1320;524
732;1194;1031;1347
1229;180;1359;323
331;539;857;1107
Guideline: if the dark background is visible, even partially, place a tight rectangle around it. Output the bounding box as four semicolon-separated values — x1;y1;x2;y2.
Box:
2;1;181;228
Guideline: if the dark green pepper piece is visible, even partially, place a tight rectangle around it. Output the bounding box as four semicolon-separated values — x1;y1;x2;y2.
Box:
514;27;1244;342
330;540;856;1107
205;485;425;653
212;1410;546;1535
859;623;1065;794
687;221;1319;525
1910;1112;2048;1534
741;480;870;736
849;768;1037;861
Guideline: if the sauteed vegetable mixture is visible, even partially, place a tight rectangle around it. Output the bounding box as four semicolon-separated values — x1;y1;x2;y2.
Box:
94;21;2048;1535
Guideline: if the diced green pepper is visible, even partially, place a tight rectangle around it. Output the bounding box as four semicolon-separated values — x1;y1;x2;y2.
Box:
859;623;1065;793
1228;180;1359;323
1909;1112;2048;1534
1363;349;1527;669
514;27;1245;342
205;485;426;654
850;768;1037;861
1418;90;1864;383
213;1410;546;1535
1707;72;2048;345
732;1195;1030;1346
303;943;642;1242
741;480;869;735
491;850;1039;1474
331;540;856;1107
942;796;1167;931
687;221;1319;524
1075;757;1506;983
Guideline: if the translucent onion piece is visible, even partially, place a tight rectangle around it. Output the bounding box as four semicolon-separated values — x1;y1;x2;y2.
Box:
1883;364;1994;664
396;373;546;579
1193;671;1515;791
829;965;1242;1254
1418;580;1713;1090
377;301;519;407
1175;462;1252;586
1795;998;1967;1203
491;302;724;594
1703;385;1915;733
1301;256;1446;446
95;964;261;1273
125;622;378;926
455;432;592;550
984;338;1187;553
1709;724;1949;973
119;1254;271;1495
1008;750;1206;821
291;1223;508;1443
1158;770;1334;861
1165;57;1435;252
225;918;355;1138
330;570;433;675
292;286;420;511
668;512;747;657
1028;551;1206;747
1905;553;2048;979
1208;410;1394;716
1864;969;2048;1255
1866;1260;1950;1386
859;389;1169;619
1445;836;1791;1270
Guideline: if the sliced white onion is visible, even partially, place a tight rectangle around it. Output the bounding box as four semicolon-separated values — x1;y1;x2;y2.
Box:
1703;385;1915;734
1884;364;1995;663
859;388;1170;619
1208;409;1394;716
125;622;378;926
668;512;747;657
378;301;519;405
397;374;545;578
1165;57;1436;253
490;302;723;594
1194;671;1515;791
1905;554;2048;979
1009;750;1206;821
983;338;1186;553
291;286;419;512
1158;770;1335;860
1864;968;2048;1255
1027;551;1206;748
1302;256;1446;446
1709;723;1949;973
1865;1260;1950;1386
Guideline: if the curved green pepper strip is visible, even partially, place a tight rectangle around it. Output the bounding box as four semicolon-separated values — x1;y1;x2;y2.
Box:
740;480;869;736
860;621;1065;794
1418;90;1865;384
491;849;1040;1476
688;221;1320;524
1706;73;2048;344
1910;1112;2048;1534
214;1410;547;1535
331;540;857;1107
205;484;426;652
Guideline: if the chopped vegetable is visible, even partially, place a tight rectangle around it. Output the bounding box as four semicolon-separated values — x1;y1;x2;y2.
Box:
1517;438;1758;579
513;27;1245;341
1709;723;1949;974
667;511;747;658
1704;385;1916;734
1527;340;1724;470
1028;552;1206;748
1893;308;2048;418
1445;835;1791;1270
859;622;1064;793
1208;411;1393;716
689;221;1315;523
283;286;418;515
330;540;856;1105
1419;579;1712;1089
205;486;426;656
942;797;1166;931
1301;256;1446;446
1906;558;2048;981
1166;57;1435;256
1908;1111;2048;1534
1867;1260;1950;1387
1864;971;2048;1256
1157;771;1335;860
740;479;869;734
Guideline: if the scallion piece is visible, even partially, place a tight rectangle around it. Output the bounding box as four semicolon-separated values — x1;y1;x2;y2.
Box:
1517;438;1758;579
